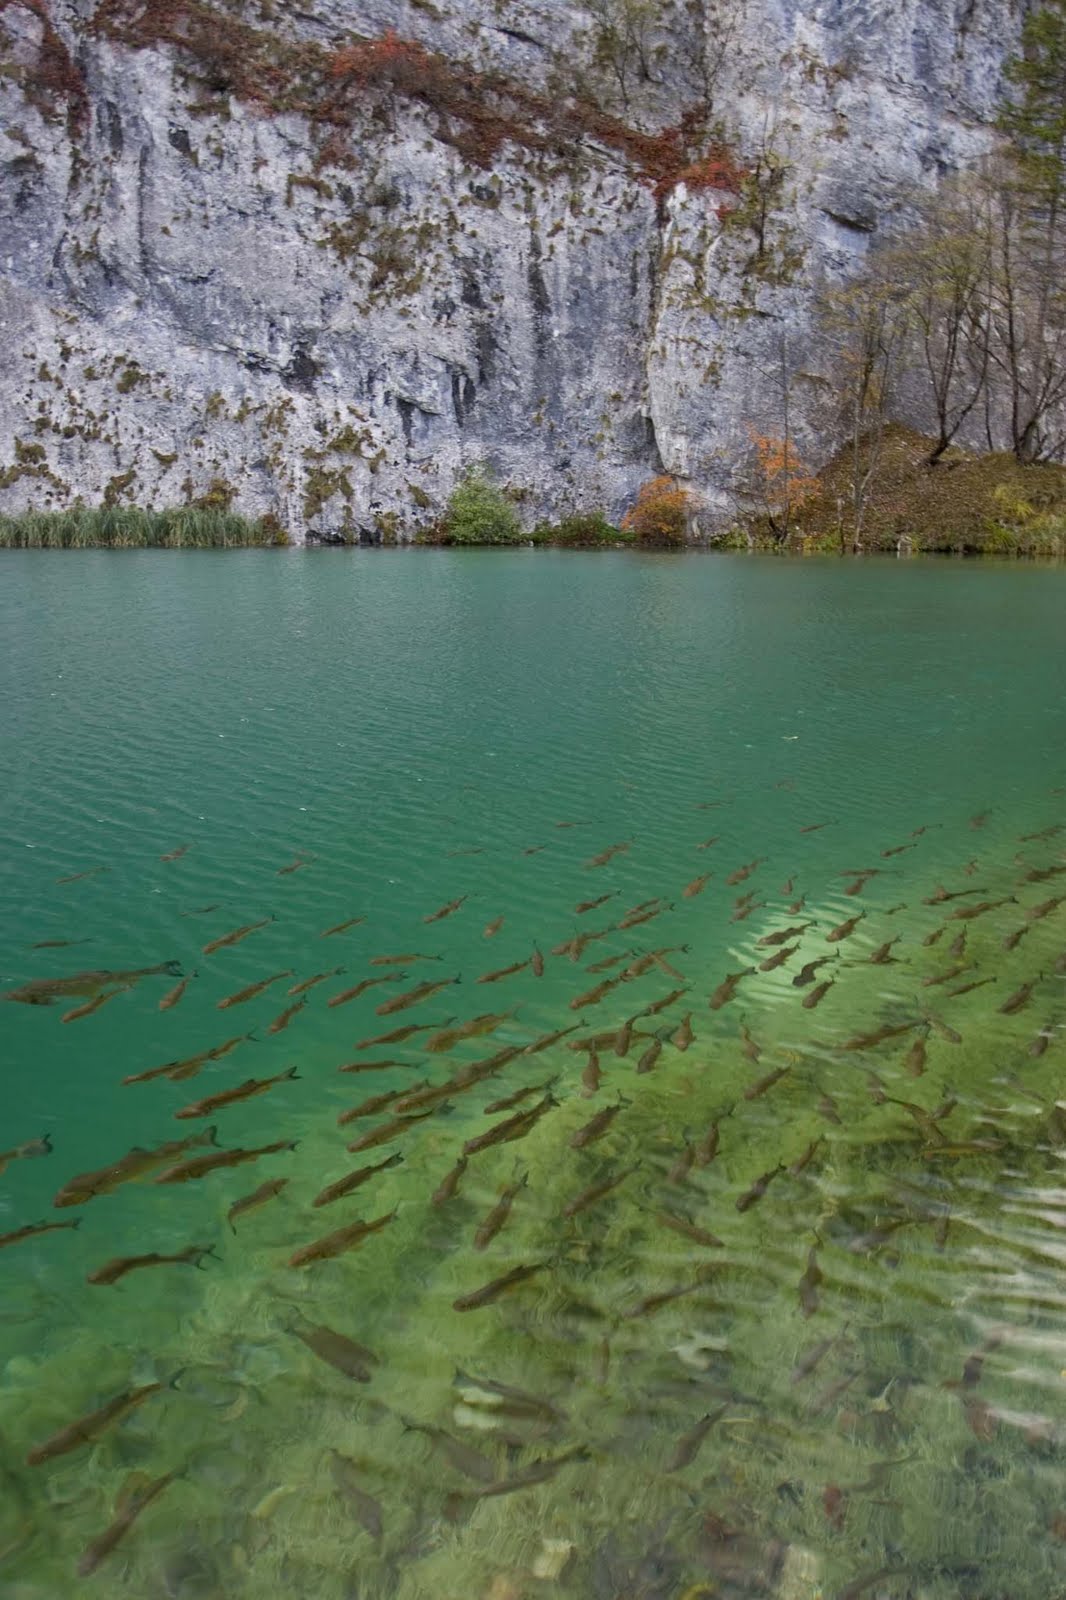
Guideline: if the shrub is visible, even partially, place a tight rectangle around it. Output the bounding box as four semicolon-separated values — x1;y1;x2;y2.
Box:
620;475;694;546
0;505;288;548
532;511;628;545
442;469;523;545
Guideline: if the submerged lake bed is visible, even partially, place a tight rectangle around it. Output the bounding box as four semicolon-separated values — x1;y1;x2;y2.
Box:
2;550;1066;1599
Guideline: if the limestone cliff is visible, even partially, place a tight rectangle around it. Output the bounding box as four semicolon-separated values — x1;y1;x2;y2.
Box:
0;0;1023;540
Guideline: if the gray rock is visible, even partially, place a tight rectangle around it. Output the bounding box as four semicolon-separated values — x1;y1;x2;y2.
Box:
0;0;1022;540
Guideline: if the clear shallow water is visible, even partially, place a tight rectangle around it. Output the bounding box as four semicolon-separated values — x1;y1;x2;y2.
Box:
1;550;1065;1599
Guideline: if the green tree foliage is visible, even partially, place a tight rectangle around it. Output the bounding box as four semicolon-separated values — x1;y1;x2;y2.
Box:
999;1;1066;211
442;468;523;545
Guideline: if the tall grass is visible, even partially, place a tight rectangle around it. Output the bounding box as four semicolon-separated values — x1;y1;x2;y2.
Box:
0;506;288;549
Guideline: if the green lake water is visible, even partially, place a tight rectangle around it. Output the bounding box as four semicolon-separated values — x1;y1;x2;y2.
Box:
1;549;1065;1600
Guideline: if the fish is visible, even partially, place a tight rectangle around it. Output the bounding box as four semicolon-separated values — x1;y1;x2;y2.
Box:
4;960;182;1007
155;1139;297;1184
288;966;344;996
159;970;196;1010
948;896;1016;921
266;994;306;1034
174;1066;299;1120
124;1030;254;1085
423;895;467;924
531;944;546;978
337;1085;415;1127
329;974;408;1008
78;1471;176;1577
0;1217;81;1251
617;902;671;930
739;1019;762;1062
329;1451;384;1535
623;1280;706;1319
292;1321;379;1381
523;843;547;855
731;898;765;923
320;914;366;938
289;1208;398;1267
1000;977;1040;1015
672;1013;694;1050
585;841;631;868
759;942;799;972
641;985;689;1017
463;1094;557;1156
923;925;947;947
881;840;918;858
823;1483;847;1531
839;1018;921;1051
54;1128;220;1206
570;976;620;1010
431;1154;469;1207
922;1011;962;1044
798;1245;823;1316
817;1093;842;1125
217;970;295;1011
370;952;443;967
61;984;130;1023
474;1175;528;1249
970;810;991;828
453;1368;565;1424
476;953;531;979
709;968;755;1010
868;937;902;965
726;858;766;887
277;853;314;875
636;1034;664;1074
524;1021;583;1054
376;975;461;1016
790;1330;845;1384
789;1137;825;1177
570;1102;624;1149
651;946;689;979
800;820;834;834
0;1133;52;1175
202;915;274;955
758;922;815;947
683;873;712;898
667;1140;696;1185
826;912;865;943
402;1419;497;1483
575;892;617;915
228;1177;288;1230
697;835;720;851
1026;894;1066;923
903;1033;927;1077
580;1049;603;1096
30;938;90;948
347;1109;440;1154
447;1448;587;1512
424;1010;511;1052
352;1019;456;1053
922;962;974;988
160;842;192;862
1024;863;1066;883
694;1120;722;1165
951;972;998;996
479;916;505;941
484;1079;555;1115
736;1164;783;1213
1020;823;1064;842
667;1406;726;1471
453;1262;548;1311
1002;924;1031;951
180;904;221;917
655;1210;724;1249
562;1163;639;1219
455;1042;524;1081
88;1243;216;1285
844;871;880;896
586;950;634;975
55;866;109;883
744;1064;790;1100
802;978;835;1009
924;885;986;905
26;1382;165;1466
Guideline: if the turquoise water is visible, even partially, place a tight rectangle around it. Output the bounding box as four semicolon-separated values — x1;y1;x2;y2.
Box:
1;550;1066;1598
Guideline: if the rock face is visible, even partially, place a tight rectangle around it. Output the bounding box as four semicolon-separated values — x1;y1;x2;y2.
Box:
0;0;1022;541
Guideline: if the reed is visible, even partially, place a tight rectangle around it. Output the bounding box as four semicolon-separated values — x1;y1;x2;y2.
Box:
0;506;288;549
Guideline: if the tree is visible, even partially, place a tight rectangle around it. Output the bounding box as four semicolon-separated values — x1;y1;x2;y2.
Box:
586;0;657;110
992;3;1066;461
442;468;522;544
621;475;695;544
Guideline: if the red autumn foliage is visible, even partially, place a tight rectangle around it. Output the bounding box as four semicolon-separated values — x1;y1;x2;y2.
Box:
0;0;87;127
87;2;743;199
621;475;696;545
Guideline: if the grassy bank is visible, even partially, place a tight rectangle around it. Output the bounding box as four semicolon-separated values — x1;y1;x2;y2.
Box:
747;428;1066;556
0;506;288;549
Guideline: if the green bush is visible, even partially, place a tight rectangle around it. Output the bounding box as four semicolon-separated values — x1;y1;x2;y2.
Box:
442;468;523;545
0;505;288;548
532;511;629;545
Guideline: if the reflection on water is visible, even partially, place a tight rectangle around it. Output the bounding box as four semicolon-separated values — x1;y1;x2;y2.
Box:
1;551;1066;1598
